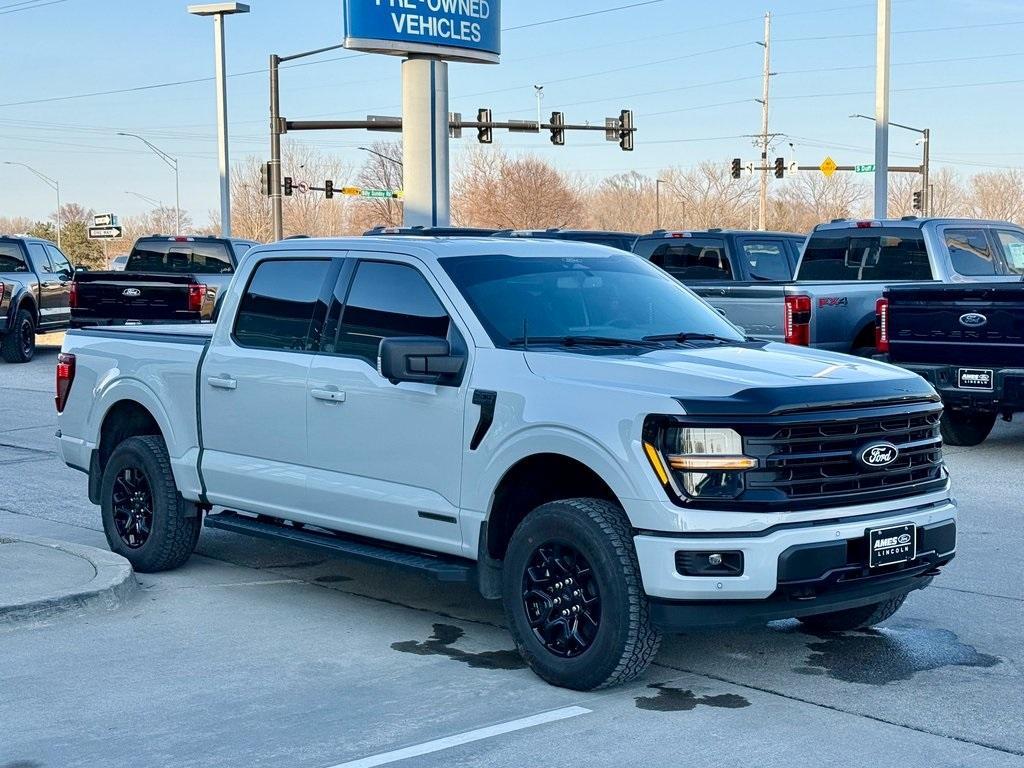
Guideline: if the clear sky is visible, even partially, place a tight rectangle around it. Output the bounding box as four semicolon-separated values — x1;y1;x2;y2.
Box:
2;0;1022;223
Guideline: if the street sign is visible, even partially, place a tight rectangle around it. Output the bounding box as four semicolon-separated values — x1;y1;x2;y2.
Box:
343;0;501;64
88;226;123;240
297;181;310;194
360;189;396;199
820;156;838;177
855;164;876;173
94;213;118;227
341;186;361;196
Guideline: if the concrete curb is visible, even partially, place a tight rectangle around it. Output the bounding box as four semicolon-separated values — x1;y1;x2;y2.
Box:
0;534;137;625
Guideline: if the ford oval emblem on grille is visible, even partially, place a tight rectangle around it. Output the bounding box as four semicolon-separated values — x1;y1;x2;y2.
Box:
897;533;913;545
122;288;141;297
859;442;899;468
959;312;987;328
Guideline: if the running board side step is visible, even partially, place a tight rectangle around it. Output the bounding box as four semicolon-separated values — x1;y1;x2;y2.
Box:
204;511;476;583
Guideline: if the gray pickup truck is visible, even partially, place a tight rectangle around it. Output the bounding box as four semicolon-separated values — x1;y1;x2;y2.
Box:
690;218;1024;354
0;235;75;363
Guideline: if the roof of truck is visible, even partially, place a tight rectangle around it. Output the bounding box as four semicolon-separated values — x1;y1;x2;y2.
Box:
244;236;626;261
813;217;1020;231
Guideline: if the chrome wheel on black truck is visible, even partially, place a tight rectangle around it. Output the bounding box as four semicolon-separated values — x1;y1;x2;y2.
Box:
100;435;201;573
503;498;661;690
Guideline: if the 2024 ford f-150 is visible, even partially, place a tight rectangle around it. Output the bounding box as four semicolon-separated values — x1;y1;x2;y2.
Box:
56;237;957;690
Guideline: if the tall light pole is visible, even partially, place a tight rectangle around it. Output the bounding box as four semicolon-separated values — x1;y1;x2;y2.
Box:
4;161;61;247
188;2;250;238
118;132;181;235
533;85;545;131
125;190;164;208
655;178;668;230
874;0;891;219
852;114;930;215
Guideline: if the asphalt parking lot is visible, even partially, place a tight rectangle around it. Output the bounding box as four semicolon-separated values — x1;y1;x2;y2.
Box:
2;339;1022;768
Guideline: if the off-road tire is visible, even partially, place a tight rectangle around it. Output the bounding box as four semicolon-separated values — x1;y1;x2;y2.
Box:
502;498;661;690
940;410;997;447
100;435;200;573
1;308;35;363
798;592;907;632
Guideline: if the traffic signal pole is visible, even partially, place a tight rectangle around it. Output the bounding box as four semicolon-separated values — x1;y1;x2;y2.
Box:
270;53;283;241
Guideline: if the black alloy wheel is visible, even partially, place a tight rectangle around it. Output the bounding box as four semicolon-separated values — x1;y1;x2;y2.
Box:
522;541;601;658
111;466;154;549
17;316;33;358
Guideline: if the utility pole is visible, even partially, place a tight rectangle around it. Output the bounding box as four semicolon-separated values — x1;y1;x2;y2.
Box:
921;127;930;216
270;53;283;241
874;0;891;218
756;11;772;231
534;85;544;131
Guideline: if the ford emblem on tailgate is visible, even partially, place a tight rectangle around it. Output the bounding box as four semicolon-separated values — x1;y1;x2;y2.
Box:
859;442;899;468
959;312;987;328
122;288;141;297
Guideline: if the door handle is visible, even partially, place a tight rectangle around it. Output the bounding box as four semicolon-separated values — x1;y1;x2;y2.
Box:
41;282;57;288
207;375;237;390
310;388;345;403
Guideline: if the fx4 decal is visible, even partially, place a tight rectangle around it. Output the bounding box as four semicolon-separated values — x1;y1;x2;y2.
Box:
818;296;849;308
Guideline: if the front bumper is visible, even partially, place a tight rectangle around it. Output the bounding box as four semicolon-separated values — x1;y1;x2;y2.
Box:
634;498;956;614
891;361;1024;412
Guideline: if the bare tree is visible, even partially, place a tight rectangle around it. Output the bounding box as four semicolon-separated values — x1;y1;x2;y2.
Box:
965;169;1024;223
771;172;869;231
659;162;757;230
0;215;34;234
350;141;404;232
586;172;658;233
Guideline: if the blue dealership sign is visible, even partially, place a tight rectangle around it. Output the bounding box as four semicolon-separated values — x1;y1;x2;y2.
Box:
344;0;501;64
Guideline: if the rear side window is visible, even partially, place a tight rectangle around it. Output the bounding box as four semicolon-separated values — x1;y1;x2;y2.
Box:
333;261;450;366
233;259;331;352
738;240;793;281
648;239;732;281
127;240;233;274
0;243;28;272
799;228;931;281
45;245;73;275
945;228;997;276
996;230;1024;275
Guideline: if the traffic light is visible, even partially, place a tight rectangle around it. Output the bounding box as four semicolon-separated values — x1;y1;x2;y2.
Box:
477;108;493;144
259;161;271;196
774;157;785;179
731;158;742;179
912;190;922;210
283;176;294;197
325;180;334;199
619;109;634;152
549;111;565;146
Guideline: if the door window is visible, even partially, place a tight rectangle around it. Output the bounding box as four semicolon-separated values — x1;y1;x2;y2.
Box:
946;228;997;276
738;240;793;281
333;261;450;366
27;243;49;273
233;259;331;352
0;243;28;272
996;230;1024;275
799;228;931;281
45;245;73;276
648;239;732;281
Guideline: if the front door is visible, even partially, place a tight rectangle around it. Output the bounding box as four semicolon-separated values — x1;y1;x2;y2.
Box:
306;257;470;555
200;255;336;519
25;243;64;329
43;244;74;327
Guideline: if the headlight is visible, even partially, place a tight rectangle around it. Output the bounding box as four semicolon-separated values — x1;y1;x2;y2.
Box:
645;426;756;500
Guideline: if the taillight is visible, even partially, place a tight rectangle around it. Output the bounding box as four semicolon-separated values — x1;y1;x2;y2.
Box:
55;352;75;413
69;281;78;309
188;284;207;313
784;295;811;346
876;298;890;353
0;283;6;305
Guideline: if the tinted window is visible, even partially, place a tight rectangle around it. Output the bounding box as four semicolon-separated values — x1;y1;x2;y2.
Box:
799;228;931;281
234;259;331;351
945;229;996;276
333;261;450;365
648;238;732;281
127;240;233;274
739;240;793;281
27;243;49;272
0;243;28;272
45;245;73;275
441;253;744;348
558;234;636;251
996;230;1024;275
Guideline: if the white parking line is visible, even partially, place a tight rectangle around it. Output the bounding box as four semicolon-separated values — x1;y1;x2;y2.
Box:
325;706;592;768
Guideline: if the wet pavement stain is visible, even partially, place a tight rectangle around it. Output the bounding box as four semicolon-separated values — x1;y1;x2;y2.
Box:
795;626;999;684
0;761;43;768
313;574;353;584
635;683;750;712
391;623;526;670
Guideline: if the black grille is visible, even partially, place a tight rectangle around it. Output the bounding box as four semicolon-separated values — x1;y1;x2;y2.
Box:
743;405;945;507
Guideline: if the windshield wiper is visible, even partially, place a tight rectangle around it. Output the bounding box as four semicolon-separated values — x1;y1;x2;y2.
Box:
507;335;662;348
642;332;744;344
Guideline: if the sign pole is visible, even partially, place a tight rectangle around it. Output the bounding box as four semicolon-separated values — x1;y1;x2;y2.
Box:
402;57;450;228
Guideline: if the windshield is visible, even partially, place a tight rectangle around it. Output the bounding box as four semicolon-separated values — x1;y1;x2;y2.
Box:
799;228;931;281
440;253;745;348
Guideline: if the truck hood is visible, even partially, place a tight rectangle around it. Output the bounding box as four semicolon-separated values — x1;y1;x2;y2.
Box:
525;342;936;416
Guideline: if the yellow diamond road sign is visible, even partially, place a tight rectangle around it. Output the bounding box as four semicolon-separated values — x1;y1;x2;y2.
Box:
820;156;838;177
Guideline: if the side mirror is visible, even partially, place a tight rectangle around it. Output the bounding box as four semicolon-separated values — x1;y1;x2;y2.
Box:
379;337;465;386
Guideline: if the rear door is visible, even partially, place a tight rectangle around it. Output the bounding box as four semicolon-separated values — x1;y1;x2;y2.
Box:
200;254;338;519
26;242;64;329
43;244;73;326
993;228;1024;277
643;236;734;284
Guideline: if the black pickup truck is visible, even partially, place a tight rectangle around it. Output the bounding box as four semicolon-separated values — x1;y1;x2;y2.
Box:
878;281;1024;445
71;235;257;327
0;235;75;363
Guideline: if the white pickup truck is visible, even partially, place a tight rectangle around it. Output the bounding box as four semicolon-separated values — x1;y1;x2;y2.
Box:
57;237;957;690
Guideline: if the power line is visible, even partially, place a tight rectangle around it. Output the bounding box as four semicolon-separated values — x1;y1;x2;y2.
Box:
773;77;1024;102
775;18;1024;43
0;0;69;14
502;0;663;31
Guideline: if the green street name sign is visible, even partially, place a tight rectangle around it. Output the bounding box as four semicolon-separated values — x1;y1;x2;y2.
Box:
854;164;875;173
360;189;395;198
